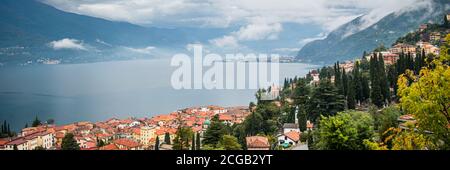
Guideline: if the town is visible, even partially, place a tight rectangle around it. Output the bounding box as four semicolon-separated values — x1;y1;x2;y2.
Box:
1;14;449;151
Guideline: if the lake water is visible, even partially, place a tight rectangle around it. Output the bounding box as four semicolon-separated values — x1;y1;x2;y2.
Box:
0;58;316;130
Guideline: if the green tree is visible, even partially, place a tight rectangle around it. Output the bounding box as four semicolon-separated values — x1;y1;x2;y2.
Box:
32;116;42;127
308;79;345;122
173;127;193;150
191;133;195;150
298;108;307;132
217;135;242;150
155;136;160;150
397;34;450;149
316;111;375;150
61;133;80;150
203;115;227;146
347;75;356;109
196;132;201;150
164;132;171;144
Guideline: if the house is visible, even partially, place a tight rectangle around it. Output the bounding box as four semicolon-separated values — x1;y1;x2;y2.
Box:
383;53;399;65
390;43;416;54
339;61;354;73
282;123;300;134
219;114;233;125
246;136;270;150
3;131;55;150
418;24;428;32
310;70;320;84
140;126;155;146
113;138;142;150
277;131;300;147
429;32;441;42
306;121;314;131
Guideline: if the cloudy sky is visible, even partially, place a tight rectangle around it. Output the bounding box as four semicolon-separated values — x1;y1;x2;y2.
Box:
42;0;422;52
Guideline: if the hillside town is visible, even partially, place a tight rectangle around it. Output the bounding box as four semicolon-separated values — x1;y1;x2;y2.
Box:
0;106;251;150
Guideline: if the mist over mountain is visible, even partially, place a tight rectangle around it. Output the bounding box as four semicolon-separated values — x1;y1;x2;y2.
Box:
297;0;450;65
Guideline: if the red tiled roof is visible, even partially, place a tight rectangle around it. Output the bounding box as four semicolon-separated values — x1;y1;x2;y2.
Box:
284;131;300;142
100;143;119;150
113;138;141;148
246;136;270;148
219;114;233;121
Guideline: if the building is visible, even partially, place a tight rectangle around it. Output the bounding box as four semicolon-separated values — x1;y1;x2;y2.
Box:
3;131;54;150
339;61;354;73
277;131;300;147
219;114;233;125
282;123;300;134
246;136;270;150
140;126;155;146
382;53;400;65
310;70;320;84
390;43;417;54
113;138;142;150
418;24;428;32
306;121;314;131
429;32;441;42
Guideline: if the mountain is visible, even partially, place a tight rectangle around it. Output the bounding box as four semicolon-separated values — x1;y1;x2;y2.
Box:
297;0;450;65
0;0;232;65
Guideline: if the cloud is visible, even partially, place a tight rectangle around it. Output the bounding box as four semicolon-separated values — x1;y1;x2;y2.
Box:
234;22;283;41
209;36;239;48
123;46;156;54
43;0;421;31
298;33;328;44
49;38;87;50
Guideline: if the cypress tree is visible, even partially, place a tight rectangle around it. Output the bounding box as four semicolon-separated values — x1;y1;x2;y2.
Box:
298;108;307;132
164;132;171;144
378;54;390;104
191;133;195;150
342;69;348;97
347;76;356;109
196;132;201;150
155;136;160;150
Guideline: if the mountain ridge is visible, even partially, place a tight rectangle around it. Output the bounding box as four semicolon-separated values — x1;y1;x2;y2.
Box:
296;0;449;65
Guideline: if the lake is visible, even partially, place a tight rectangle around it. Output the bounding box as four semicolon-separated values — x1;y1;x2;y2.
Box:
0;58;316;130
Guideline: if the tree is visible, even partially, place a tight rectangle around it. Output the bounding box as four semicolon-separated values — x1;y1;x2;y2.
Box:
32;116;42;127
173;127;193;150
308;79;345;122
217;135;242;150
61;133;80;150
397;34;450;149
298;108;307;132
316;111;375;150
202;115;227;146
292;79;310;106
191;133;195;150
24;123;28;128
96;137;105;147
155;136;160;150
13;144;18;150
164;132;171;144
370;55;384;107
375;106;402;148
347;75;356;109
196;132;201;150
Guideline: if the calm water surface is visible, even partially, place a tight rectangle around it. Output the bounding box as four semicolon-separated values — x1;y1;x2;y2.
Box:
0;58;316;130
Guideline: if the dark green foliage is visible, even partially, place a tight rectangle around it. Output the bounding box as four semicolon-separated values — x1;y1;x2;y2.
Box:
61;133;80;150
